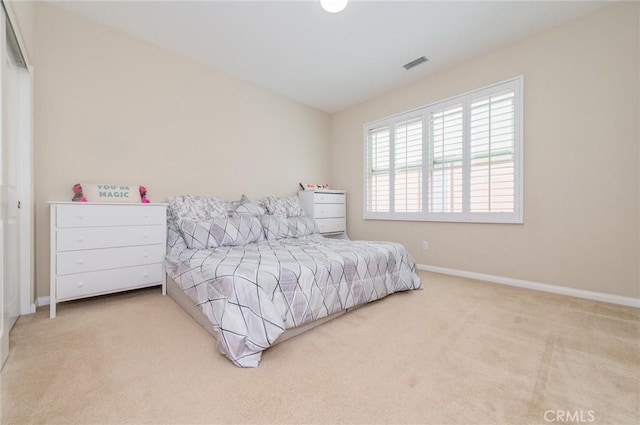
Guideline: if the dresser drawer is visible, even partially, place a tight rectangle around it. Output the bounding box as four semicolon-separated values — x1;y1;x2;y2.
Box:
57;263;164;300
56;204;166;228
314;193;345;204
316;218;346;234
56;225;166;252
56;244;165;275
313;203;345;219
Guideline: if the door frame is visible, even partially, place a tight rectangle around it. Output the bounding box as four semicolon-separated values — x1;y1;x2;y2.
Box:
17;55;32;315
2;0;34;315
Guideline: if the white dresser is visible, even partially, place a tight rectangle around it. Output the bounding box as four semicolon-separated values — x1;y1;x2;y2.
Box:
298;189;348;238
49;202;167;318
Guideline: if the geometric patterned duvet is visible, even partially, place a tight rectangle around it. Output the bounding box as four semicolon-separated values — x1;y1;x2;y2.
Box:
166;233;423;367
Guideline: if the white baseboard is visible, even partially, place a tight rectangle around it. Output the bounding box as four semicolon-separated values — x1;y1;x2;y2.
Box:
35;296;50;307
417;264;640;308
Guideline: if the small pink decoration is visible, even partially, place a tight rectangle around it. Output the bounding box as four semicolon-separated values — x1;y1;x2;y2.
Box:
72;183;86;202
300;182;330;191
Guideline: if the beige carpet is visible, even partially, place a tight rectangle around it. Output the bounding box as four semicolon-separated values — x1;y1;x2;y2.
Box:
1;271;638;425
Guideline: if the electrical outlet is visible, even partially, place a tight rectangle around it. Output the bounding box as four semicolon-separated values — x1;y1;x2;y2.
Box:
422;240;429;250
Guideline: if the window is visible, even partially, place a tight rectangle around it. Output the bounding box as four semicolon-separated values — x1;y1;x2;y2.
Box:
363;77;522;223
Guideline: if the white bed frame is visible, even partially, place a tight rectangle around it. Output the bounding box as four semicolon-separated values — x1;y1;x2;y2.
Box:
166;274;351;346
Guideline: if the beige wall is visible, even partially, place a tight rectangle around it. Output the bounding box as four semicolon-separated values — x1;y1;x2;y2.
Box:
31;3;331;298
330;2;640;298
13;2;640;301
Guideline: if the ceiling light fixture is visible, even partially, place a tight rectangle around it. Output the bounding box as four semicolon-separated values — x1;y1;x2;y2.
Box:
321;0;349;13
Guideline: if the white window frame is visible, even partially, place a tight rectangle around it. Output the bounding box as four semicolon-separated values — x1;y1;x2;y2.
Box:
363;76;523;224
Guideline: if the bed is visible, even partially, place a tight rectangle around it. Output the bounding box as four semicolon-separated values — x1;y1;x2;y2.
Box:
165;195;423;367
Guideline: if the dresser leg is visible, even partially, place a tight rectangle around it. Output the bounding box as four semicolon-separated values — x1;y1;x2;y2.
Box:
50;301;56;318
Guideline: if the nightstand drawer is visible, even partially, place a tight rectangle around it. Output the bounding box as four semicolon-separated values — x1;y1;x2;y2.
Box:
313;203;345;218
56;244;165;275
316;218;345;234
56;204;166;228
314;193;345;204
57;264;164;300
57;225;166;252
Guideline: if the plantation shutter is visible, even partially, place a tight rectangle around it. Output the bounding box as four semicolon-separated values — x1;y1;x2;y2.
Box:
428;104;464;213
363;76;522;223
366;125;391;212
469;90;516;213
394;117;423;213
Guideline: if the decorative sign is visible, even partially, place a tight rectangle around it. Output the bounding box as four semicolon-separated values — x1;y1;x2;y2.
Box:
72;183;149;203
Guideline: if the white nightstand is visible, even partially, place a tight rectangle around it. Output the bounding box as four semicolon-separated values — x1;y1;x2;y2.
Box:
49;202;168;318
298;189;348;239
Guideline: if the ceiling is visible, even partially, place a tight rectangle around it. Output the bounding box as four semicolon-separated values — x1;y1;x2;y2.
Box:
52;0;608;113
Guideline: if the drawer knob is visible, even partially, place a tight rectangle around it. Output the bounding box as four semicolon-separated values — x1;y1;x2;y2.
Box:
77;259;84;265
143;252;149;258
77;282;84;288
143;272;149;278
144;213;150;218
143;233;149;238
77;214;84;219
77;236;84;242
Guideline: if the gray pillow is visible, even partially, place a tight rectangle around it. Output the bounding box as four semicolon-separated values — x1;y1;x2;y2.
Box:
233;194;267;216
259;215;318;240
167;195;230;222
261;196;306;217
179;215;265;249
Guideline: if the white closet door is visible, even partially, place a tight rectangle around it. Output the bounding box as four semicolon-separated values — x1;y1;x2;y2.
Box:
1;10;22;367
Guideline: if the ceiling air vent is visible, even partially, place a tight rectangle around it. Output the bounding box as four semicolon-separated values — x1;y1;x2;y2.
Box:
403;56;428;70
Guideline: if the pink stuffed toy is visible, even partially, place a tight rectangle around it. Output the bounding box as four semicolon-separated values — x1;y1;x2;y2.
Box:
139;186;150;203
72;183;88;202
